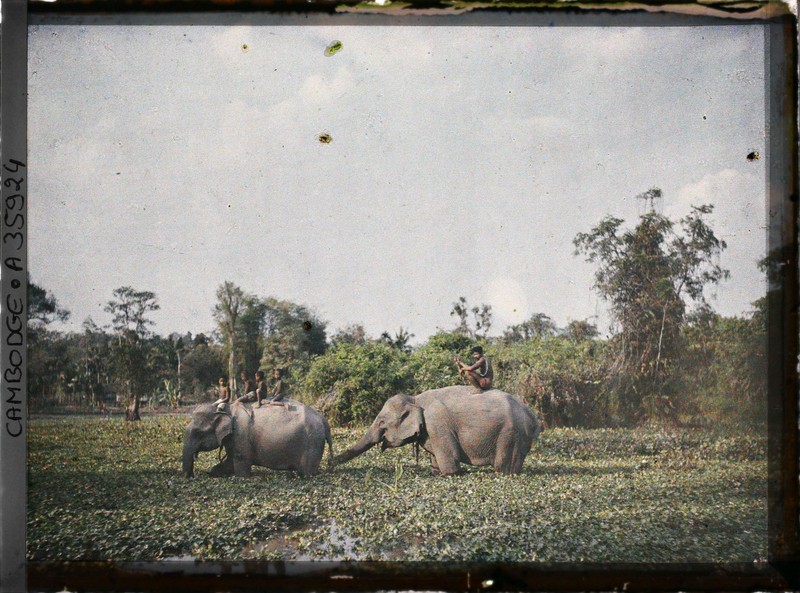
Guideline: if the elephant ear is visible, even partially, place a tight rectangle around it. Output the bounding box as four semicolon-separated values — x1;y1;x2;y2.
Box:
214;411;233;444
395;396;424;442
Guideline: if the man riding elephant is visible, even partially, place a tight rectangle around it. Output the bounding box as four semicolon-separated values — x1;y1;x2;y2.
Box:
236;370;269;408
454;346;493;391
237;369;285;408
182;399;333;478
239;370;255;399
212;376;232;409
335;385;541;476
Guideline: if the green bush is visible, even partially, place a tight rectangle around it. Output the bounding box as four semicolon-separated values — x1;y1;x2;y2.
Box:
407;332;475;392
301;341;414;426
680;313;767;432
491;338;611;428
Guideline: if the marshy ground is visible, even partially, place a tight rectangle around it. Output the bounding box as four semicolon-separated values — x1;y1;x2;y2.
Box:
28;414;766;563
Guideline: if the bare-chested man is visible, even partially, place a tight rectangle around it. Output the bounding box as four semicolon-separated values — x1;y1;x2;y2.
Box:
213;376;232;409
268;368;285;403
237;370;268;407
454;346;493;391
239;370;255;400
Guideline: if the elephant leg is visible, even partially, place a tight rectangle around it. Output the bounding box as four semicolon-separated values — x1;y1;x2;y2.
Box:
493;429;517;474
494;430;529;475
233;454;252;477
423;402;463;476
297;455;320;478
209;455;234;477
428;439;462;476
429;455;441;476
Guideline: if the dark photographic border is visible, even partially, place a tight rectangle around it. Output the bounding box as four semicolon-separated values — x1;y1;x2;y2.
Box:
2;3;797;591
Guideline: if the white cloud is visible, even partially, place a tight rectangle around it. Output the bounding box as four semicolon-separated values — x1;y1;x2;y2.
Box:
670;168;765;239
671;168;766;315
28;25;768;337
593;28;647;63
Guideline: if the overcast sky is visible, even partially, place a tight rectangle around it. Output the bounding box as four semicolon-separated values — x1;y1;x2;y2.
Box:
28;19;767;342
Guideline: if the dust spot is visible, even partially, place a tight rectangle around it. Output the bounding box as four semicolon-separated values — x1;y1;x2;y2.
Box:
746;151;760;161
302;321;314;331
318;133;333;144
325;41;343;57
242;43;250;53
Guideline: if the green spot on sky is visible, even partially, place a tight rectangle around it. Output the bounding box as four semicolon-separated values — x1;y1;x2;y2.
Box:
325;41;343;57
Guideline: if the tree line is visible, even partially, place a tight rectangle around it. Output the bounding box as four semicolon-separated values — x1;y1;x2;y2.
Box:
28;190;767;431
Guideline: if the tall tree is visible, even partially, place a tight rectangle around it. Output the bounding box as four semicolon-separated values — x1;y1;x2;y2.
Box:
379;327;414;353
180;341;226;398
332;324;368;347
27;281;71;407
236;297;268;380
574;190;728;423
78;318;112;406
450;296;470;336
213;281;246;392
28;280;71;329
260;297;327;375
450;296;493;339
563;319;600;342
104;287;160;420
503;313;558;342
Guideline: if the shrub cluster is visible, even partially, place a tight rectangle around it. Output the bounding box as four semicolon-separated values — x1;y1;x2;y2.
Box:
298;316;766;432
491;338;611;428
301;341;414;426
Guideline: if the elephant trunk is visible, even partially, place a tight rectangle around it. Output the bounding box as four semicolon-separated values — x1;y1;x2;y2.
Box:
334;421;381;465
182;441;196;478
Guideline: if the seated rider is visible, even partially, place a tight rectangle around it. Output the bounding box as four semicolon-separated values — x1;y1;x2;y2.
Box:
268;368;285;403
213;376;231;410
239;370;255;400
236;370;269;407
454;346;493;391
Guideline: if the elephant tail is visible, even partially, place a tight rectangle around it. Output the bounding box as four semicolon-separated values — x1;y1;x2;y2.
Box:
324;419;335;470
523;405;543;440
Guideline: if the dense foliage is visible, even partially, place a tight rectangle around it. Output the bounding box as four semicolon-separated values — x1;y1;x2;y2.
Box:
303;340;414;426
27;415;767;562
27;196;767;431
680;308;768;431
574;194;729;425
491;338;610;428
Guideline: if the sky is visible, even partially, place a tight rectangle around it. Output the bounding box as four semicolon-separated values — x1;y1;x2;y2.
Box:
27;18;767;342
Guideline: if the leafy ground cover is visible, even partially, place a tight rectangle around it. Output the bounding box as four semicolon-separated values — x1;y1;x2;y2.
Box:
28;414;767;562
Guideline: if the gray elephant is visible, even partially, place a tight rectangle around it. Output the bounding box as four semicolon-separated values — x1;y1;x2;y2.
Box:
335;385;542;475
182;400;333;478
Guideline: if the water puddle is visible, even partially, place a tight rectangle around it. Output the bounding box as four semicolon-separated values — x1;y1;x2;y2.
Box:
241;519;363;560
162;554;198;562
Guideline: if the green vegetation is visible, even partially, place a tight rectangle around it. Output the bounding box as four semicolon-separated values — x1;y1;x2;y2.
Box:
574;193;730;425
27;193;768;432
306;340;414;426
28;415;766;562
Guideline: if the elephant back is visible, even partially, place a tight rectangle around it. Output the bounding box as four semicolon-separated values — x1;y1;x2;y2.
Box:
417;386;541;441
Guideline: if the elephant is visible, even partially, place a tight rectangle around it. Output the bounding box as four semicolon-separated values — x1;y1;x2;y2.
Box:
335;385;542;475
182;400;333;478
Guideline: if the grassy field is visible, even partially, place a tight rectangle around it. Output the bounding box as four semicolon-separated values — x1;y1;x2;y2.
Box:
27;413;767;563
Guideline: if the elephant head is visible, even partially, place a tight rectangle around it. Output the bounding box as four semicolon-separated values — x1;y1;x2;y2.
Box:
335;394;424;465
182;404;234;478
